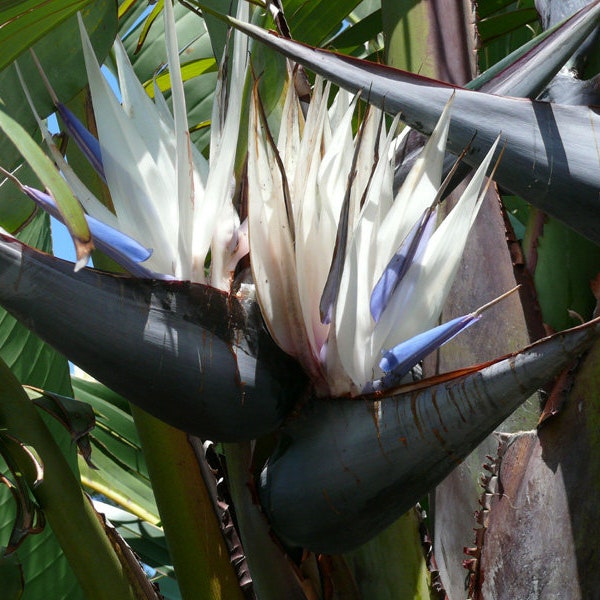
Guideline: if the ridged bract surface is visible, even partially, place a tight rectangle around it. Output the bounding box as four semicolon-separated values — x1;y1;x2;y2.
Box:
260;321;600;553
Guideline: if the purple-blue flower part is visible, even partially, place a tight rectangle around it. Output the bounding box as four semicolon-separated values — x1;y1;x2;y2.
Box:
370;206;437;322
379;313;480;374
372;312;481;392
22;185;170;279
365;285;519;392
56;103;106;183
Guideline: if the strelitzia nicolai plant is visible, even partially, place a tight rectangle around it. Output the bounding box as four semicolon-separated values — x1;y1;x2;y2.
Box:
1;2;600;596
4;0;513;435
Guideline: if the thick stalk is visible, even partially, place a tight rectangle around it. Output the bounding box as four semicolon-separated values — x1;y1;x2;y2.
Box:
0;358;138;600
223;442;308;600
131;406;244;600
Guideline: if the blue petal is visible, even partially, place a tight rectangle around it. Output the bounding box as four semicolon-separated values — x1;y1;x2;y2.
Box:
56;103;106;183
370;206;437;322
84;215;152;264
379;314;479;374
363;286;520;393
363;314;480;392
22;186;170;279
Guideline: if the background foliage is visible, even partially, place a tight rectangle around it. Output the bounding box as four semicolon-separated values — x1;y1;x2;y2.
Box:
0;0;599;598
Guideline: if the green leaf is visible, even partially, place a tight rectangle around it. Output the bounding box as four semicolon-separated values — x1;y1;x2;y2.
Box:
0;434;46;554
0;1;117;232
71;377;160;524
0;357;139;600
26;388;96;467
477;0;526;20
143;57;218;96
382;0;435;73
476;0;540;70
0;1;117;122
327;9;383;53
283;0;364;46
503;195;530;239
178;0;238;64
0;0;94;71
477;8;540;45
527;215;600;331
132;407;245;600
344;511;430;598
0;109;91;263
93;501;181;599
0;552;24;600
0;216;80;599
118;1;217;151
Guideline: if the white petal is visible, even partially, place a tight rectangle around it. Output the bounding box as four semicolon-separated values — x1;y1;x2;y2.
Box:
112;37;179;233
276;77;303;186
293;82;337;360
191;1;249;284
374;96;454;279
79;15;178;275
334;117;399;385
163;0;194;279
247;93;316;375
372;135;501;374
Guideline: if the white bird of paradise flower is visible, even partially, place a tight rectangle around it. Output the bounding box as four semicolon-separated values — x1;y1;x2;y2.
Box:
14;0;506;399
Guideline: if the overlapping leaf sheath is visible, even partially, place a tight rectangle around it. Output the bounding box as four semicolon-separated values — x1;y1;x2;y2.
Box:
0;233;307;441
259;320;600;554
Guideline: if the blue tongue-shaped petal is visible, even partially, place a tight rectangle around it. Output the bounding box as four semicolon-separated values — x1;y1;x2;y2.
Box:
379;313;479;375
19;183;167;279
370;286;520;391
56;103;106;183
370;204;437;323
26;50;106;183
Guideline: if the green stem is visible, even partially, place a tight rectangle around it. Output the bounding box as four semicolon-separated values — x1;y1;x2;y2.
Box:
0;358;138;600
131;405;244;600
80;474;161;525
223;442;307;600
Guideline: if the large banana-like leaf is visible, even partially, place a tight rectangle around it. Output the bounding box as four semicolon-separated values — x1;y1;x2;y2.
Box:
0;1;117;232
536;0;600;71
259;317;600;554
93;500;180;599
393;2;600;193
0;349;142;599
0;0;94;71
0;216;85;600
207;5;600;245
72;377;160;524
0;234;307;441
476;0;600;95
